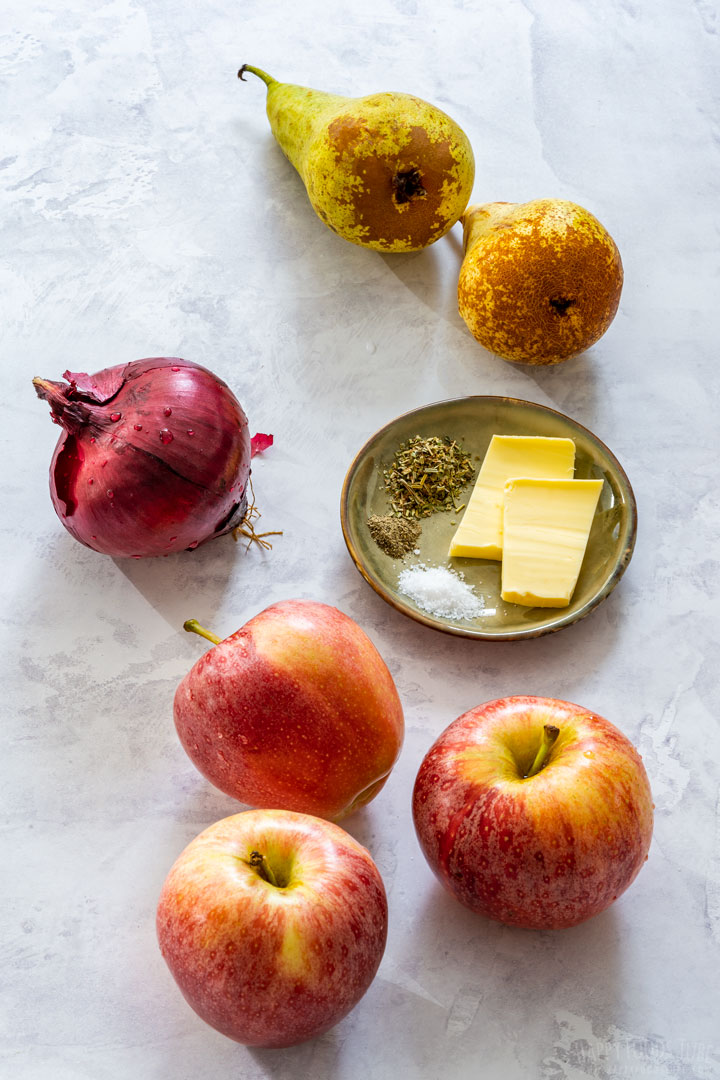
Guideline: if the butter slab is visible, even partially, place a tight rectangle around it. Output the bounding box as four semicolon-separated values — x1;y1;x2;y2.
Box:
448;435;576;560
500;477;604;607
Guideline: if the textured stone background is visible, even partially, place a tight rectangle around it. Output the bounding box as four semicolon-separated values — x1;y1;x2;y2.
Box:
2;1;718;1077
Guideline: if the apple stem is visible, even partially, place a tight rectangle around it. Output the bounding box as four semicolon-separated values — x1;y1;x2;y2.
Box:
183;619;222;646
247;851;279;888
525;724;560;778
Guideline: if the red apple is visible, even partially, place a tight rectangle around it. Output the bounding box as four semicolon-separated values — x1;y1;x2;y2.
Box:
174;599;404;820
412;696;653;929
156;809;388;1047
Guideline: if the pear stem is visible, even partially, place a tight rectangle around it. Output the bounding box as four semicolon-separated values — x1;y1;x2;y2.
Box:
183;619;222;646
525;725;560;778
238;64;276;87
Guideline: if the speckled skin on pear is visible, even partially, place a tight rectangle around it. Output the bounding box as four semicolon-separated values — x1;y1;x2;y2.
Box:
156;810;388;1048
242;67;475;252
458;200;623;365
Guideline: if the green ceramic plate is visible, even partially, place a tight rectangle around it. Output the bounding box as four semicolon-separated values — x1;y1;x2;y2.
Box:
340;396;637;640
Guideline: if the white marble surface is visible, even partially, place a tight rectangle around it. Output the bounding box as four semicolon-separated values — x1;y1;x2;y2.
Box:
2;1;719;1077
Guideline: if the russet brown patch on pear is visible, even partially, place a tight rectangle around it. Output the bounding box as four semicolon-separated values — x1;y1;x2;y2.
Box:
337;127;460;250
327;113;372;157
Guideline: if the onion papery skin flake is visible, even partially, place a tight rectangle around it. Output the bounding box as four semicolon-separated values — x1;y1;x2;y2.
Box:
33;357;252;558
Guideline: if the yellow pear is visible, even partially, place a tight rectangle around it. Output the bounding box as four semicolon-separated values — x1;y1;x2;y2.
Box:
457;199;623;365
239;65;475;252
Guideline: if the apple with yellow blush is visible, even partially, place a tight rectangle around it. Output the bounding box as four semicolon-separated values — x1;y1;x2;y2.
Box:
174;599;404;820
412;696;653;929
156;809;388;1047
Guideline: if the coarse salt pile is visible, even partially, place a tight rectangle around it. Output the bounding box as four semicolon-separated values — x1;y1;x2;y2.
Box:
397;563;484;621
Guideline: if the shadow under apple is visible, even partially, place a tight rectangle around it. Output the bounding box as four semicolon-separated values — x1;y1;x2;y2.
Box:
245;968;450;1077
405;877;624;1043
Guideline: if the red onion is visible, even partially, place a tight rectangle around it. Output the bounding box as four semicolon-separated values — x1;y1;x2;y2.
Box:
33;357;252;558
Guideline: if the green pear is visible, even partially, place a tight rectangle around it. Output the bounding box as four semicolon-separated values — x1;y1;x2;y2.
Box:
239;65;475;252
457;199;623;365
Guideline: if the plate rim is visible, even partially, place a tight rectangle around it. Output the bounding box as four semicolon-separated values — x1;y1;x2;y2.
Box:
340;394;638;641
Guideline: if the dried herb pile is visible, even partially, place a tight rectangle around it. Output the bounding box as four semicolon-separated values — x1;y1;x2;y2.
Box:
382;435;475;519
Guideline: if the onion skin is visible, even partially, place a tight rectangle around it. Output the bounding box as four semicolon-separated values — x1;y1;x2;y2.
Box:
33;358;252;558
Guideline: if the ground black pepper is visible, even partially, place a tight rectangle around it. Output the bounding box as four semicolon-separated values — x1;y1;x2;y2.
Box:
367;514;421;558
